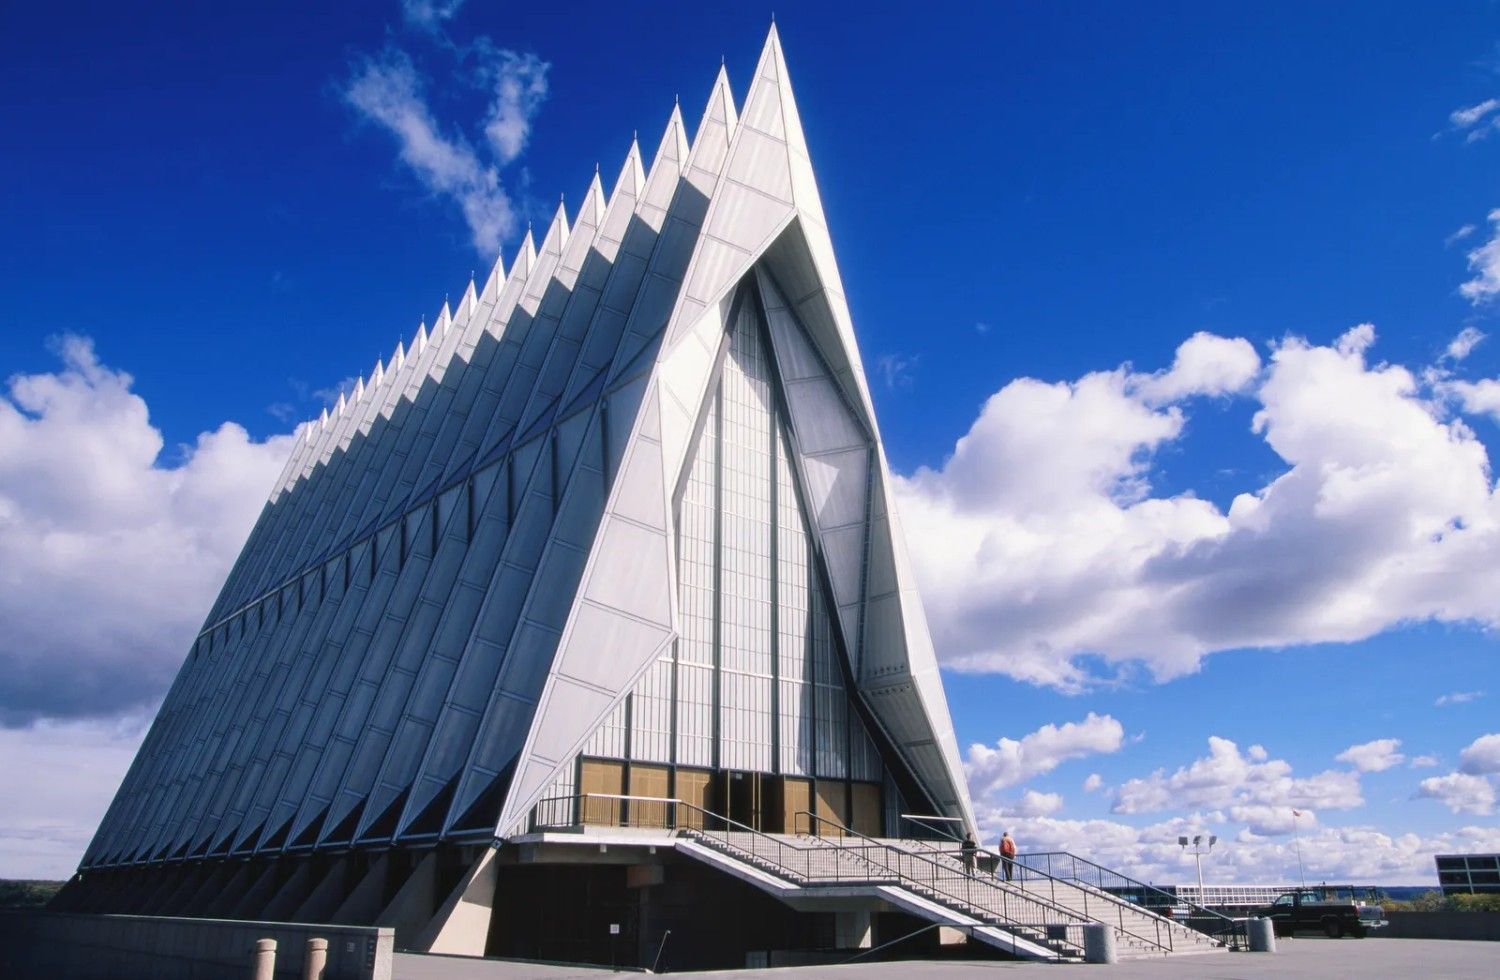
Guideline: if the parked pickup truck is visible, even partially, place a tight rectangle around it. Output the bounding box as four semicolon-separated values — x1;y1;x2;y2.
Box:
1252;887;1387;938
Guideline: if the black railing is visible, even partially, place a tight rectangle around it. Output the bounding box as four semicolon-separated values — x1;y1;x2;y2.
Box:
527;794;1079;960
902;815;1241;951
797;812;1172;957
1017;851;1246;950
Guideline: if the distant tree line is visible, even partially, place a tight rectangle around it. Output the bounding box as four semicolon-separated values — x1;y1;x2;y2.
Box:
1382;891;1500;913
0;880;63;908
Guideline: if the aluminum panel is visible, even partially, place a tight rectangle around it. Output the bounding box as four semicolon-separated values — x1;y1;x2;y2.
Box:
801;449;868;529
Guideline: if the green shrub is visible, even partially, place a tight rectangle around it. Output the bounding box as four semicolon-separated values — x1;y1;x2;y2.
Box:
1447;893;1500;913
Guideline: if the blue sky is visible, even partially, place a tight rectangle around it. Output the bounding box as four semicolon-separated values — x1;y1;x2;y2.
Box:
3;1;1500;883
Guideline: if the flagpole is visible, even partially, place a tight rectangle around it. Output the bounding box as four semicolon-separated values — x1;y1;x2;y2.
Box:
1292;809;1307;888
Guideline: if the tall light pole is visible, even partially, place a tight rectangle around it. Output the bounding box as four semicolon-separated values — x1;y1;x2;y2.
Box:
1179;834;1218;896
1291;809;1307;888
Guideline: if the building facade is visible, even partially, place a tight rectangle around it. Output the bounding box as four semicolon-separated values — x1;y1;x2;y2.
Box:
57;26;980;967
1436;853;1500;895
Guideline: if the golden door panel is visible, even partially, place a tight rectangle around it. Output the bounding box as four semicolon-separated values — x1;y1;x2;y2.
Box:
579;759;624;826
780;777;812;834
850;781;881;837
814;781;847;837
628;764;670;828
675;768;712;829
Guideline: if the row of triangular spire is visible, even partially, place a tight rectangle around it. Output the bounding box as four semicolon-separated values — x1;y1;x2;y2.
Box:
271;46;759;496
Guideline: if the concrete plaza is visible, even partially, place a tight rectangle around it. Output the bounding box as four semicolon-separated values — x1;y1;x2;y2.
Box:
394;937;1497;979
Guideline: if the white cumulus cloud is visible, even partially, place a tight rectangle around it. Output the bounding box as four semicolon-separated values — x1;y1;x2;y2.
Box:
0;337;294;725
1440;377;1500;423
1336;738;1405;773
1228;804;1315;836
1112;737;1362;817
1133;331;1261;404
1416;772;1496;815
974;807;1500;885
989;789;1065;820
895;324;1500;691
0;717;147;878
965;714;1125;798
1459;733;1500;775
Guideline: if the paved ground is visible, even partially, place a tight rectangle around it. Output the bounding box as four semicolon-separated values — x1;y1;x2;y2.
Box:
394;937;1497;978
394;952;630;978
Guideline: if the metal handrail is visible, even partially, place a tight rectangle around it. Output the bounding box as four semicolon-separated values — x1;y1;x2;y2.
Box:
793;812;1091;957
526;793;1076;961
528;792;893;885
898;815;1241;951
795;811;1171;957
1016;850;1246;949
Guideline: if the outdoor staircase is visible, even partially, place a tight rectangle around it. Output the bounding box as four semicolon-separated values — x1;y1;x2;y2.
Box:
526;794;1242;963
676;826;1231;962
887;837;1227;959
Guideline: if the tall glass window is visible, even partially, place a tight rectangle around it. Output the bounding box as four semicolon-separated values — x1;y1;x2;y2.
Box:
560;291;887;798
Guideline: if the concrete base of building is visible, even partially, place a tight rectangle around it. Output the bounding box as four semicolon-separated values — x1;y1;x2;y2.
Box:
0;910;394;980
46;837;1029;972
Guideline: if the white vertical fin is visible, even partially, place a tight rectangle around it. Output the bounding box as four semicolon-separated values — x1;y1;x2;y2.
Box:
480;250;507;305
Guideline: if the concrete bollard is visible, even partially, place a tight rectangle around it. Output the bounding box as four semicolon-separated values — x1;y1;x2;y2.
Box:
1083;922;1117;964
1248;917;1277;953
304;937;328;980
252;938;277;980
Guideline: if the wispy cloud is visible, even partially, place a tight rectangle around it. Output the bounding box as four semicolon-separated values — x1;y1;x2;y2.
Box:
1460;210;1500;304
312;376;361;408
1445;327;1485;362
1445;98;1500;142
345;49;516;254
475;46;549;165
875;352;918;390
341;6;549;255
401;0;464;32
1437;690;1485;707
1447;224;1477;248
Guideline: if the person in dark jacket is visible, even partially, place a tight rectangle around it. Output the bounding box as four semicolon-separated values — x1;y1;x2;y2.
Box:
960;832;978;873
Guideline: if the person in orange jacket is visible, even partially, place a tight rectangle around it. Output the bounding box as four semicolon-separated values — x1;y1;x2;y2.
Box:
999;830;1018;881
